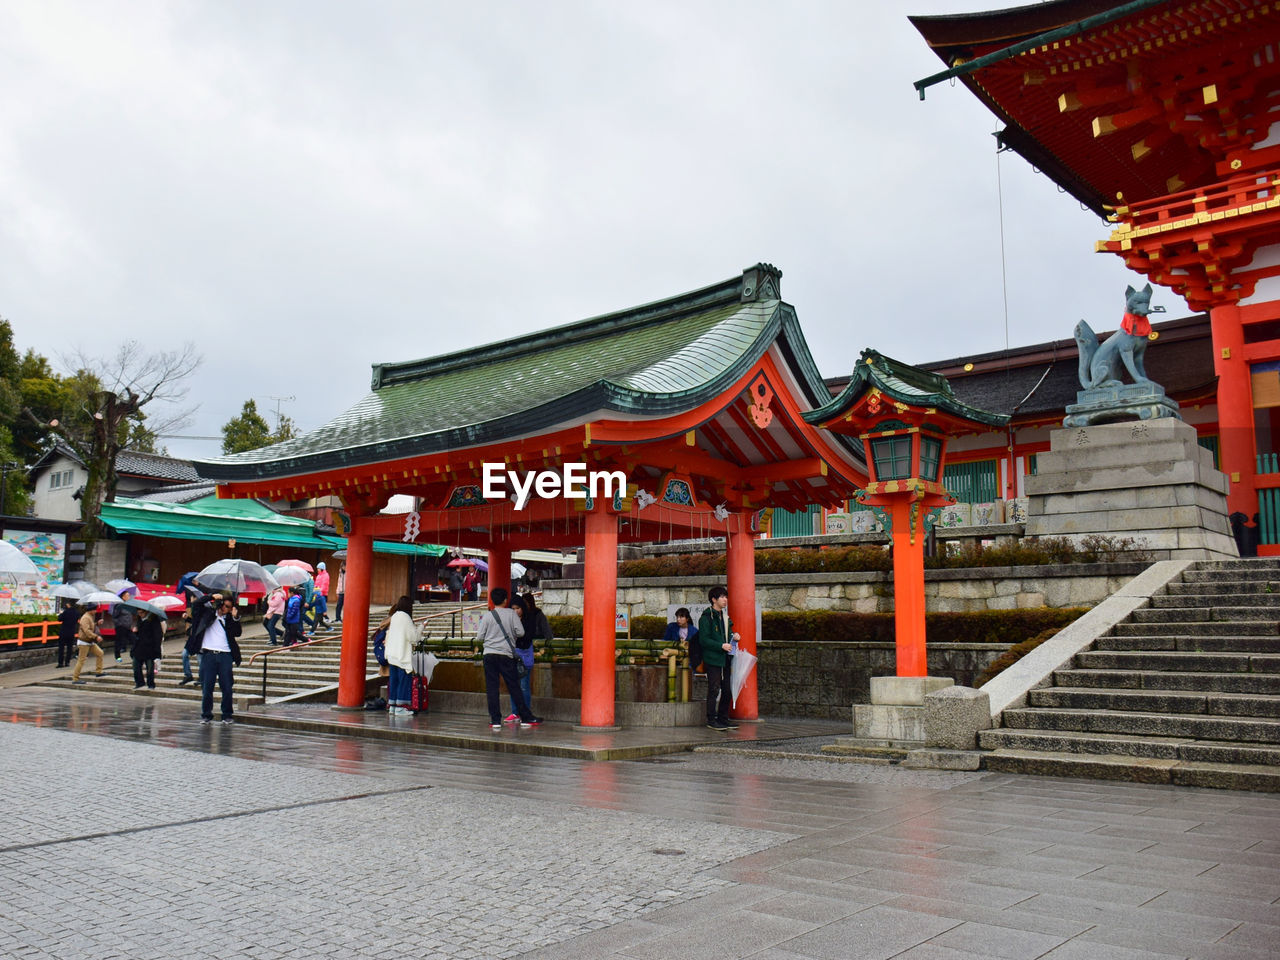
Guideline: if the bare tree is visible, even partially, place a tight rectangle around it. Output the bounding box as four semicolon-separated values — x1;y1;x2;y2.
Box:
29;340;201;542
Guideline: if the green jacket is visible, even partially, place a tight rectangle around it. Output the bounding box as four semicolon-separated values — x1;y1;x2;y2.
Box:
697;606;733;668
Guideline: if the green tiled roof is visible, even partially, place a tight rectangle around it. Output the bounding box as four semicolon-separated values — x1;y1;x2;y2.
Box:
805;349;1009;429
195;266;841;482
99;495;446;556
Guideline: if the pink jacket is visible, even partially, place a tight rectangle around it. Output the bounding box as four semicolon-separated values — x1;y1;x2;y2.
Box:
266;588;286;617
314;570;330;597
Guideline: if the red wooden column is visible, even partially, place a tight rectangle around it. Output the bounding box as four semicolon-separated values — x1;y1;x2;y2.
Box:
889;499;928;677
1210;303;1259;520
581;506;618;727
726;512;758;720
336;522;373;709
487;542;512;607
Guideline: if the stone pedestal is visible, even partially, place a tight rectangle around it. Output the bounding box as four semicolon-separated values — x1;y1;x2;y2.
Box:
852;675;953;746
1026;419;1237;560
1063;381;1181;427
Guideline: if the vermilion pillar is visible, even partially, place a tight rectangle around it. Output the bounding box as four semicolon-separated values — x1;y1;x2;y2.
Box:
581;507;617;727
1210;303;1258;520
487;542;511;607
336;523;373;708
726;514;758;720
889;500;928;677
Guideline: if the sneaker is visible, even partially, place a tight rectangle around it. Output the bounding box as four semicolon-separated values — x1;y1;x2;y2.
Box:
147;684;156;689
490;723;502;731
707;720;729;730
503;713;519;724
221;717;234;725
115;657;122;663
94;672;106;678
719;719;739;729
178;678;192;686
133;684;145;690
520;717;543;728
200;717;211;724
72;679;86;685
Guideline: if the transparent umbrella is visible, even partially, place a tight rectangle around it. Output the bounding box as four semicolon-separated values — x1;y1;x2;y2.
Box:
148;594;186;610
104;578;136;595
118;596;168;618
81;591;124;606
0;541;38;577
49;584;83;600
195;559;279;594
729;648;759;707
271;565;312;587
68;580;101;597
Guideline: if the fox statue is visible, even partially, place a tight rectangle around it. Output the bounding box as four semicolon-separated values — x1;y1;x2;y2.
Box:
1075;283;1165;390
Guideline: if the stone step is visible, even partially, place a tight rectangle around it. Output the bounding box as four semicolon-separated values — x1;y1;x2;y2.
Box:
1165;581;1280;596
1052;668;1280;694
1151;591;1280;607
1075;650;1280;673
1000;706;1280;744
1187;558;1280;572
1093;635;1280;653
979;727;1189;760
818;741;910;763
981;749;1280;791
1132;605;1280;622
1108;620;1279;637
1183;567;1280;583
1027;686;1280;718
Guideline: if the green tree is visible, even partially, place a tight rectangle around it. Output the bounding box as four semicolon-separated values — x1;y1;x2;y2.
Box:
0;319;30;514
221;399;273;454
272;412;297;444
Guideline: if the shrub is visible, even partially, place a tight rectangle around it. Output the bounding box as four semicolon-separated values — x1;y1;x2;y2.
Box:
974;627;1063;687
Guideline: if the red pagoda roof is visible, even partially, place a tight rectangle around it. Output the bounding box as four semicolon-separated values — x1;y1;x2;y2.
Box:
911;0;1280;215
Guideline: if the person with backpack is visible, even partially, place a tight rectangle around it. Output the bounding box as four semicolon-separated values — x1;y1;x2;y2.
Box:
697;586;740;731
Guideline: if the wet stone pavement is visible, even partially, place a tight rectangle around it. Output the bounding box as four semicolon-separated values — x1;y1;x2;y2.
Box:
2;689;1279;960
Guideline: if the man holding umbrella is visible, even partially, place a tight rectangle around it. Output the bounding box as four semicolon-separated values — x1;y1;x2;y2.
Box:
185;592;242;724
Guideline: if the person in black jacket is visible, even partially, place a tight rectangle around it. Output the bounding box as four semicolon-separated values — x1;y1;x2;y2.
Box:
184;592;242;724
56;598;79;668
132;609;164;690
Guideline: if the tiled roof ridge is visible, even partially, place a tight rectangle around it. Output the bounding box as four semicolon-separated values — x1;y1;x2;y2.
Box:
371;266;780;390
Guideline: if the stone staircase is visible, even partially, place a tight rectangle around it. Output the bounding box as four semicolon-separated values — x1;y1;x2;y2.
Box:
979;558;1280;791
42;601;486;707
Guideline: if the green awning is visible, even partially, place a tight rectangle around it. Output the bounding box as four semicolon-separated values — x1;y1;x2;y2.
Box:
99;495;446;557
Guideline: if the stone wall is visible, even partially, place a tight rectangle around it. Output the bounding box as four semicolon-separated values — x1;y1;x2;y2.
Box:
540;562;1147;618
758;641;1010;720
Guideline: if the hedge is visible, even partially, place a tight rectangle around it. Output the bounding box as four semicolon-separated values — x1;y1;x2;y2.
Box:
617;535;1147;578
547;608;1085;646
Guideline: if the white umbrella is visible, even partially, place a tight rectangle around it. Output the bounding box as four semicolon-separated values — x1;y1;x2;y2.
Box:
148;594;186;610
104;578;136;595
0;541;38;578
81;591;124;605
50;584;83;600
729;648;759;707
510;562;527;579
68;580;101;597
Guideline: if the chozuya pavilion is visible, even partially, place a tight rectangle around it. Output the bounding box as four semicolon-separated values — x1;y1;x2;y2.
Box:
194;264;1002;728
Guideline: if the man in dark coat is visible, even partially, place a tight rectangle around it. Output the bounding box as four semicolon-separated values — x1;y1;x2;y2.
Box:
697;586;740;731
185;592;242;724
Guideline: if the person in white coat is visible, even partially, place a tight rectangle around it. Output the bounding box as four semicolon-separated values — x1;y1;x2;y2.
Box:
383;596;417;716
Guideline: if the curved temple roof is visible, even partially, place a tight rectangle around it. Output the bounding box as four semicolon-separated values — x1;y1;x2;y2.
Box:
194;264;851;484
808;349;1010;431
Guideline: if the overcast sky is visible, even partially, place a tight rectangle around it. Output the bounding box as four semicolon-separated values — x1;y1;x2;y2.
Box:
1;1;1184;461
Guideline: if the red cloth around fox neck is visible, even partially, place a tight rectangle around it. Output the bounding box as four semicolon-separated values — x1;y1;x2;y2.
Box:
1120;312;1151;337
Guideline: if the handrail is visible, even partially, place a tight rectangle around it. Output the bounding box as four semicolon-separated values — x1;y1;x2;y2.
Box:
0;620;60;648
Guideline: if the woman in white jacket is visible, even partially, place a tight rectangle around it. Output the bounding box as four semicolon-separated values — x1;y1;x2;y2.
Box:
384;596;417;716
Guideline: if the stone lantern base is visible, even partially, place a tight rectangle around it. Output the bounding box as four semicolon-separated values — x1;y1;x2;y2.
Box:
852;675;954;746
